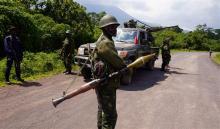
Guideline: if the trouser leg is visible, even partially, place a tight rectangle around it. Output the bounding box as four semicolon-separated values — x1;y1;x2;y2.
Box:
161;61;166;71
5;57;13;81
14;60;21;79
63;58;68;72
95;86;117;129
66;58;72;73
96;89;103;129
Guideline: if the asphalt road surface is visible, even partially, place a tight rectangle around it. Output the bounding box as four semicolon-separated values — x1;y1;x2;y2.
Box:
0;52;220;129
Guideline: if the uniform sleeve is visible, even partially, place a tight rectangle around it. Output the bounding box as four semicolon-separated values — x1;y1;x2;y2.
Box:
97;40;125;70
4;37;12;54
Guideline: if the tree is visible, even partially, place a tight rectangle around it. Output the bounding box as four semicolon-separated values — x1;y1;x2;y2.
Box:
88;11;106;26
16;0;38;9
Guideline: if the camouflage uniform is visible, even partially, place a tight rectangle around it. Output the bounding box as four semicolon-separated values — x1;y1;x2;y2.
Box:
161;39;171;71
93;15;125;129
61;31;74;74
4;26;23;83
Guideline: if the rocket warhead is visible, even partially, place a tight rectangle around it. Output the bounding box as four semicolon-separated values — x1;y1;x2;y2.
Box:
127;53;156;69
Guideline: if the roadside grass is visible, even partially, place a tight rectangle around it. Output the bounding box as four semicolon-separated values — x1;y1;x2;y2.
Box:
212;52;220;65
0;52;79;87
171;49;205;53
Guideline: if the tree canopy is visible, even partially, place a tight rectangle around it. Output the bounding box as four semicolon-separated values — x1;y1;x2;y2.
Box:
0;0;104;57
1;0;220;58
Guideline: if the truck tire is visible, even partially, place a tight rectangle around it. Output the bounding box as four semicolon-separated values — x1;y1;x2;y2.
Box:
81;66;92;80
121;68;133;85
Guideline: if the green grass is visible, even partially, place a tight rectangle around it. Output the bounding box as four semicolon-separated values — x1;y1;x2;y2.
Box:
0;52;79;87
212;53;220;65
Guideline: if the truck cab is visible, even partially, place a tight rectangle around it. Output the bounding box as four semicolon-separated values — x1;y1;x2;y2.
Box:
75;27;159;81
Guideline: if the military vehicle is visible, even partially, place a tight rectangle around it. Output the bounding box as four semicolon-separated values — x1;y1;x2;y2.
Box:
75;19;176;84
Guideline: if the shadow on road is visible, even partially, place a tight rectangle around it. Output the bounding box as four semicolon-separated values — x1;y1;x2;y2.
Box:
166;70;189;75
168;66;184;70
166;69;199;75
119;68;168;91
18;81;42;87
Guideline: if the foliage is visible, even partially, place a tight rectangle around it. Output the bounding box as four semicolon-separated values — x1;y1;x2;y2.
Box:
35;0;96;47
1;0;220;60
0;0;71;57
0;51;64;86
0;0;103;57
212;53;220;65
154;29;185;48
153;24;220;51
87;11;106;40
88;11;106;26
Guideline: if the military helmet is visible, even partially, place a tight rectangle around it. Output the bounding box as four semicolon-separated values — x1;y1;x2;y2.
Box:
99;14;120;28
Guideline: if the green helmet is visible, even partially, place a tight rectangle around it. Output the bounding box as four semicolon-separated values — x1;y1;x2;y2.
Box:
99;14;120;28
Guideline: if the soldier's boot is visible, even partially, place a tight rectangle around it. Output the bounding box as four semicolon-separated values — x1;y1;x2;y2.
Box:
5;69;10;83
5;73;10;84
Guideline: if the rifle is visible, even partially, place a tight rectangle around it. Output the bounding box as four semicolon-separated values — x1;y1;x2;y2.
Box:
52;53;156;107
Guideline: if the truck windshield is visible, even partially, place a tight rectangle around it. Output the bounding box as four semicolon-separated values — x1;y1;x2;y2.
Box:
113;29;137;43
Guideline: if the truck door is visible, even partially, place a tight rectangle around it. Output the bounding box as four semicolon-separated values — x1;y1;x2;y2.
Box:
137;31;148;56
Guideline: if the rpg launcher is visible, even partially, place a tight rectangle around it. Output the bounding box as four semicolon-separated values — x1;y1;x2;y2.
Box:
52;53;156;107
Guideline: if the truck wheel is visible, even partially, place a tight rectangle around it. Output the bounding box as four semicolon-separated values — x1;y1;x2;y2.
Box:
121;68;133;85
81;66;92;80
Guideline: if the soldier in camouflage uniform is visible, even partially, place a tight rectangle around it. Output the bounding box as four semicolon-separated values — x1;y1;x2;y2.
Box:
92;14;126;129
4;26;24;83
161;38;171;71
60;30;74;74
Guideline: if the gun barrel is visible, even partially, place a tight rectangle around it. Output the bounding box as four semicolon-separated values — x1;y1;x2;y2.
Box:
52;78;103;107
52;97;66;107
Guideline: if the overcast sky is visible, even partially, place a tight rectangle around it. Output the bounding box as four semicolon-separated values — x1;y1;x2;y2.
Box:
76;0;220;30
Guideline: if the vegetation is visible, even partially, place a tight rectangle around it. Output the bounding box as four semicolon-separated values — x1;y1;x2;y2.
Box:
212;53;220;65
0;51;65;87
153;24;220;51
0;0;104;57
0;0;220;86
1;0;219;57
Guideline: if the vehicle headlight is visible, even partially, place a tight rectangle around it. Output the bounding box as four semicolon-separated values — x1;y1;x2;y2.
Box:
77;48;84;55
118;50;128;58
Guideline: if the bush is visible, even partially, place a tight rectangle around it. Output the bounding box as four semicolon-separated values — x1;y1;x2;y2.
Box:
0;51;64;84
0;1;71;57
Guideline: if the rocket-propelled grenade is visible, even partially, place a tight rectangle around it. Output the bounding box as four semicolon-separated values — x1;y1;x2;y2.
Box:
127;53;156;69
52;53;156;107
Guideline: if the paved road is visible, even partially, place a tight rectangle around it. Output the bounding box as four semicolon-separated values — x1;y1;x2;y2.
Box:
0;52;220;129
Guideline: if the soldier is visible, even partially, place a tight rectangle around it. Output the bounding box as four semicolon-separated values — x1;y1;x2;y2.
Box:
127;19;137;28
209;48;212;57
4;26;24;84
60;30;74;74
92;14;126;129
146;28;155;46
161;38;171;71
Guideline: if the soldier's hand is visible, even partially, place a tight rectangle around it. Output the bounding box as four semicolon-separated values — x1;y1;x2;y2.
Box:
119;65;130;75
